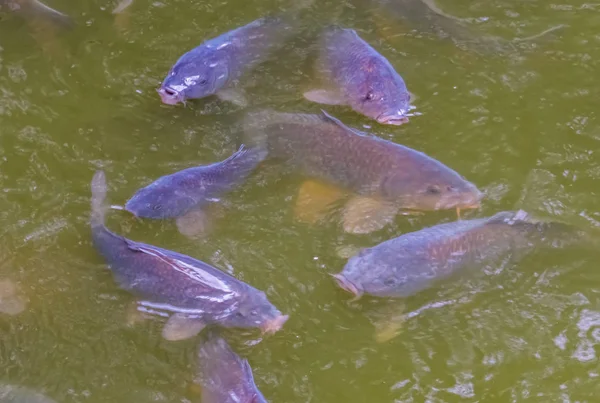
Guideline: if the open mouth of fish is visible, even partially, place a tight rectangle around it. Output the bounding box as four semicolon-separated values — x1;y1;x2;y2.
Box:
331;273;363;299
157;87;185;105
376;106;421;125
260;314;289;334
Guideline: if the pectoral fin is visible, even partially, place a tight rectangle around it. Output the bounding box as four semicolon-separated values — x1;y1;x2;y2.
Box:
125;301;150;327
303;89;345;105
294;180;345;224
0;279;26;316
176;208;214;239
216;88;248;107
343;196;398;234
162;314;206;341
370;302;407;343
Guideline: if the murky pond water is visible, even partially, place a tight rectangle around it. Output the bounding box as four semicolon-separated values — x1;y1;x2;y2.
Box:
1;0;600;401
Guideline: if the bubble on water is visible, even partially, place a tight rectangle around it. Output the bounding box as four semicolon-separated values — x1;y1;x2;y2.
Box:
554;332;568;350
576;309;600;332
572;339;596;362
446;381;474;398
568;309;600;362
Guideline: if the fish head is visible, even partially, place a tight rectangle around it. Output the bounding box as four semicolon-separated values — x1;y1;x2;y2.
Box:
158;53;228;105
125;183;197;219
347;57;413;125
382;170;483;212
337;248;420;298
226;291;288;334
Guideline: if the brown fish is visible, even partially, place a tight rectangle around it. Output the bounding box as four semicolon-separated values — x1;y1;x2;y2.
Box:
244;110;482;234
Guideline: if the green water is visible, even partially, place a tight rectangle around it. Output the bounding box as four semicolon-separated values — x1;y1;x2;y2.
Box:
1;0;600;401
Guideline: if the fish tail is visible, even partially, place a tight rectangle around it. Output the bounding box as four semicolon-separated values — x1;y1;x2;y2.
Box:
287;0;314;13
90;170;108;229
241;110;274;156
223;144;268;181
25;0;73;28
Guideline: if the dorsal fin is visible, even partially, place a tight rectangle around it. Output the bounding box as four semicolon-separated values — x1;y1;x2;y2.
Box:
319;109;372;137
485;210;531;226
124;239;238;294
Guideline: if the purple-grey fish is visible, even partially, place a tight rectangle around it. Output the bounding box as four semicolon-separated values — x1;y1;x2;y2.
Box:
304;27;416;125
158;1;311;106
90;171;288;341
244;109;482;234
334;210;587;298
125;146;265;219
1;0;71;27
196;332;267;403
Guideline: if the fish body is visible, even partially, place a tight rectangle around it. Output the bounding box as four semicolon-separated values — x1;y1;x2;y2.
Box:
196;333;267;403
90;171;288;339
305;27;414;125
126;146;265;219
334;210;576;298
158;16;296;105
244;110;481;212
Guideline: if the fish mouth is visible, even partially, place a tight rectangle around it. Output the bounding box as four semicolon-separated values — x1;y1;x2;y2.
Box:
436;186;485;211
377;113;410;126
331;273;363;299
458;188;485;209
376;106;421;125
260;314;289;334
157;87;185;105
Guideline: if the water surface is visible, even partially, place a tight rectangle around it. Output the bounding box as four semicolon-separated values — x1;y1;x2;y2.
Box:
1;0;600;401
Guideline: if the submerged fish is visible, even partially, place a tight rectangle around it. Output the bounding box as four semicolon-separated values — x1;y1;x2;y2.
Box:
334;210;585;298
0;0;71;27
196;332;267;403
158;6;307;106
0;384;57;403
126;146;265;219
90;171;288;341
367;0;514;54
244;110;482;234
305;27;415;125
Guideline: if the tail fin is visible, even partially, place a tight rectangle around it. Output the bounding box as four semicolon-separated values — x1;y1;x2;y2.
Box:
91;170;108;228
26;0;73;28
288;0;314;14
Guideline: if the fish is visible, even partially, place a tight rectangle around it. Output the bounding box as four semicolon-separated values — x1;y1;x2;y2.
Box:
0;384;57;403
333;210;585;298
0;0;71;28
90;171;288;341
125;145;265;220
195;332;267;403
157;3;309;107
366;0;515;54
304;27;416;125
243;109;482;234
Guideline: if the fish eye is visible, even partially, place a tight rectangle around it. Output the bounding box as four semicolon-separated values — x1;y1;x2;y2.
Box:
198;79;208;85
152;204;163;211
365;91;375;101
426;185;441;195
